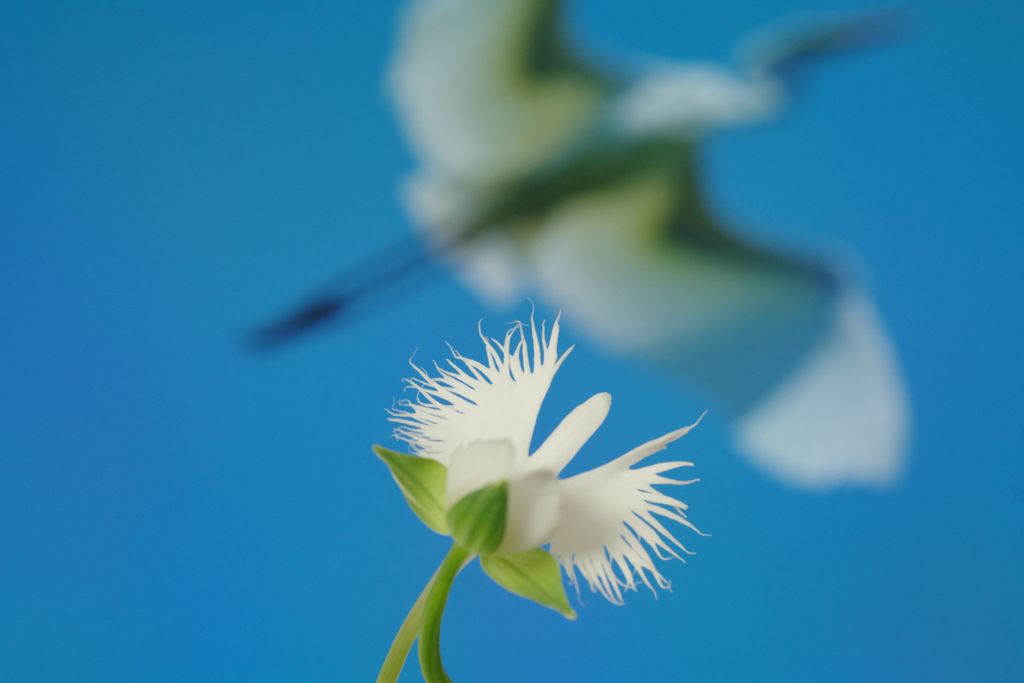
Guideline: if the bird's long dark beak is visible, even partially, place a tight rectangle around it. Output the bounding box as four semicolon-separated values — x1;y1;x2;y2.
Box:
746;9;910;84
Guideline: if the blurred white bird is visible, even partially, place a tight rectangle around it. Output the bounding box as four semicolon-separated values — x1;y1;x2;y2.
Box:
253;1;910;491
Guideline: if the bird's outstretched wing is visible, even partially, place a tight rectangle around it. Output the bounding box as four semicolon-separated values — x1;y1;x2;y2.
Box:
518;159;909;490
389;0;620;184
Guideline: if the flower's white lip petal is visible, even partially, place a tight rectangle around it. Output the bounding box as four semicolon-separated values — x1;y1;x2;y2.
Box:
389;318;570;466
548;420;702;605
529;392;611;475
446;439;515;509
501;468;561;554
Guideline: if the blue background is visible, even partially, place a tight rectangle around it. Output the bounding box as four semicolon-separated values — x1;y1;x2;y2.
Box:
2;0;1022;681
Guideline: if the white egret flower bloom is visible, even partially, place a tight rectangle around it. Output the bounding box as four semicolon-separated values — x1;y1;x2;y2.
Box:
389;317;700;603
373;318;702;683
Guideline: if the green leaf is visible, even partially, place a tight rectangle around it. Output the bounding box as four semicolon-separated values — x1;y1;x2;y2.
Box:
374;445;448;535
480;548;576;620
446;481;507;554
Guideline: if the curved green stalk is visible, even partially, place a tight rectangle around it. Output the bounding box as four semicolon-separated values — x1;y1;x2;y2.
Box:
418;545;472;683
376;549;473;683
376;569;438;683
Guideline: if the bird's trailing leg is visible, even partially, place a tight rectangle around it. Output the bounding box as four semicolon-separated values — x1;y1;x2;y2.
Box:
246;234;447;351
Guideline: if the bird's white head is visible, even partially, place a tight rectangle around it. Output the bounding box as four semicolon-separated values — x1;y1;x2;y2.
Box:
608;64;784;139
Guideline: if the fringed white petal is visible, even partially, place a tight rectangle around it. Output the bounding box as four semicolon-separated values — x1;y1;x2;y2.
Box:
549;424;701;605
389;318;569;466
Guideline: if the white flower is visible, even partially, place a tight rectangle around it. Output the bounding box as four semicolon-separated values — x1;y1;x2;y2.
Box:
389;318;701;604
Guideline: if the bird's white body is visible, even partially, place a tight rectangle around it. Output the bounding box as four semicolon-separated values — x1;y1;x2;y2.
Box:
389;0;910;491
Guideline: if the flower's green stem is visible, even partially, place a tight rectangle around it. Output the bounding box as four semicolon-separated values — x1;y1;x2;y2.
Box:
375;547;473;683
418;545;472;683
375;570;437;683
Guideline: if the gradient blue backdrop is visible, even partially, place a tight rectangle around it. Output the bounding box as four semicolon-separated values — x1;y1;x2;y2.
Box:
2;0;1022;681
